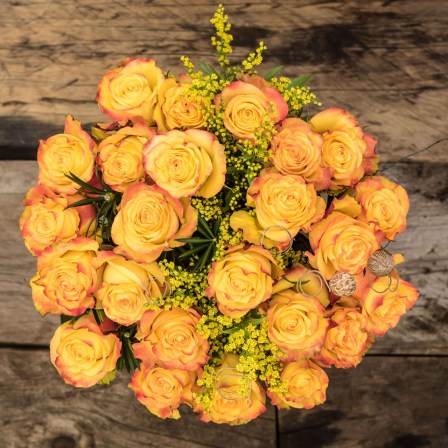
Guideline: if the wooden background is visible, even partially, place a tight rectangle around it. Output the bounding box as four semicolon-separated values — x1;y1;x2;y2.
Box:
1;0;447;446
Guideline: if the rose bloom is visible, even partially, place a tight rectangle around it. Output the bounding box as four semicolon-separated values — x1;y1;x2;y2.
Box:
272;264;330;308
93;251;165;326
195;354;266;425
133;307;209;370
37;115;95;194
320;307;374;368
270;118;329;189
215;79;288;140
154;76;207;131
129;364;196;419
354;273;420;336
307;211;379;280
20;185;96;256
206;244;282;318
97;122;156;192
268;359;328;409
310;108;378;189
355;175;410;241
231;168;325;250
30;237;98;316
50;312;121;388
96;57;165;125
267;289;329;360
143;129;226;198
111;183;197;263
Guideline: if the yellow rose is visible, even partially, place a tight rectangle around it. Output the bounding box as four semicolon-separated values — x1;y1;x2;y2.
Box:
195;353;266;425
270;118;329;189
154;77;208;131
268;359;328;409
111;183;198;263
96;57;165;125
231;168;325;250
206;244;282;318
129;364;196;419
216;80;288;140
307;211;379;280
93;251;165;326
97;122;156;192
310;108;379;189
37;115;95;194
143;129;226;198
267;289;329;360
354;273;420;336
320;307;374;368
30;237;98;316
133;307;209;370
20;185;97;256
272;264;330;308
355;176;410;241
50;312;121;388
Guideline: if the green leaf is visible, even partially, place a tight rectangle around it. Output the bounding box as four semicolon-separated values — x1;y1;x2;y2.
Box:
213;217;222;236
176;237;215;244
178;243;211;259
288;74;312;90
199;60;218;76
60;314;73;324
65;197;103;210
198;215;215;239
263;65;283;81
194;243;214;272
65;172;105;194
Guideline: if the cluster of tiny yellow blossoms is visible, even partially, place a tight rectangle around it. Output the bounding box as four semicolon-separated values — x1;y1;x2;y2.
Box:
241;41;268;73
272;248;308;270
157;260;209;310
191;197;223;222
210;4;233;67
212;216;243;261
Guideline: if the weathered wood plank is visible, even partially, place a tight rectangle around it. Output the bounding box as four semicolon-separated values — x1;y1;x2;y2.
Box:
1;0;447;161
0;161;446;354
0;348;275;448
277;355;448;448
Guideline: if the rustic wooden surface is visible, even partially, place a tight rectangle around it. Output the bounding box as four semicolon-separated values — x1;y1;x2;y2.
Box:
1;0;447;447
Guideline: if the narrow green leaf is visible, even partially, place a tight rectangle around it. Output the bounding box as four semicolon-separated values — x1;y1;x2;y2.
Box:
194;243;214;272
199;60;218;76
198;215;215;238
176;237;215;244
60;314;73;324
263;65;283;81
65;197;103;210
65;172;105;194
213;217;222;236
288;74;312;90
178;243;211;259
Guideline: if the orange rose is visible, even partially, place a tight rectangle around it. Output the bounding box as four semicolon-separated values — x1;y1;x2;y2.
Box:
355;175;410;241
195;354;266;425
93;251;165;326
143;129;226;198
267;289;329;360
216;80;288;140
307;211;379;280
206;244;282;318
37;115;95;194
154;77;208;131
20;185;96;256
129;364;196;419
230;168;325;250
30;237;98;316
354;273;420;336
270;118;329;189
133;307;209;370
50;312;121;387
111;183;197;263
96;57;165;125
97;122;156;192
268;359;328;409
320;307;374;368
310;108;378;189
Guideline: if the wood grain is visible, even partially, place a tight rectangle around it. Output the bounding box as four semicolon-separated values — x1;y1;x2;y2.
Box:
0;348;275;448
1;0;447;161
277;356;448;448
1;161;447;354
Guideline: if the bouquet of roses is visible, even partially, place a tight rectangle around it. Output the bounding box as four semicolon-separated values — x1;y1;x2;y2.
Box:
20;5;419;425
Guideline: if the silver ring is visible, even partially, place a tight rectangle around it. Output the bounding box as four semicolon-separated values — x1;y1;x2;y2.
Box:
259;225;293;253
